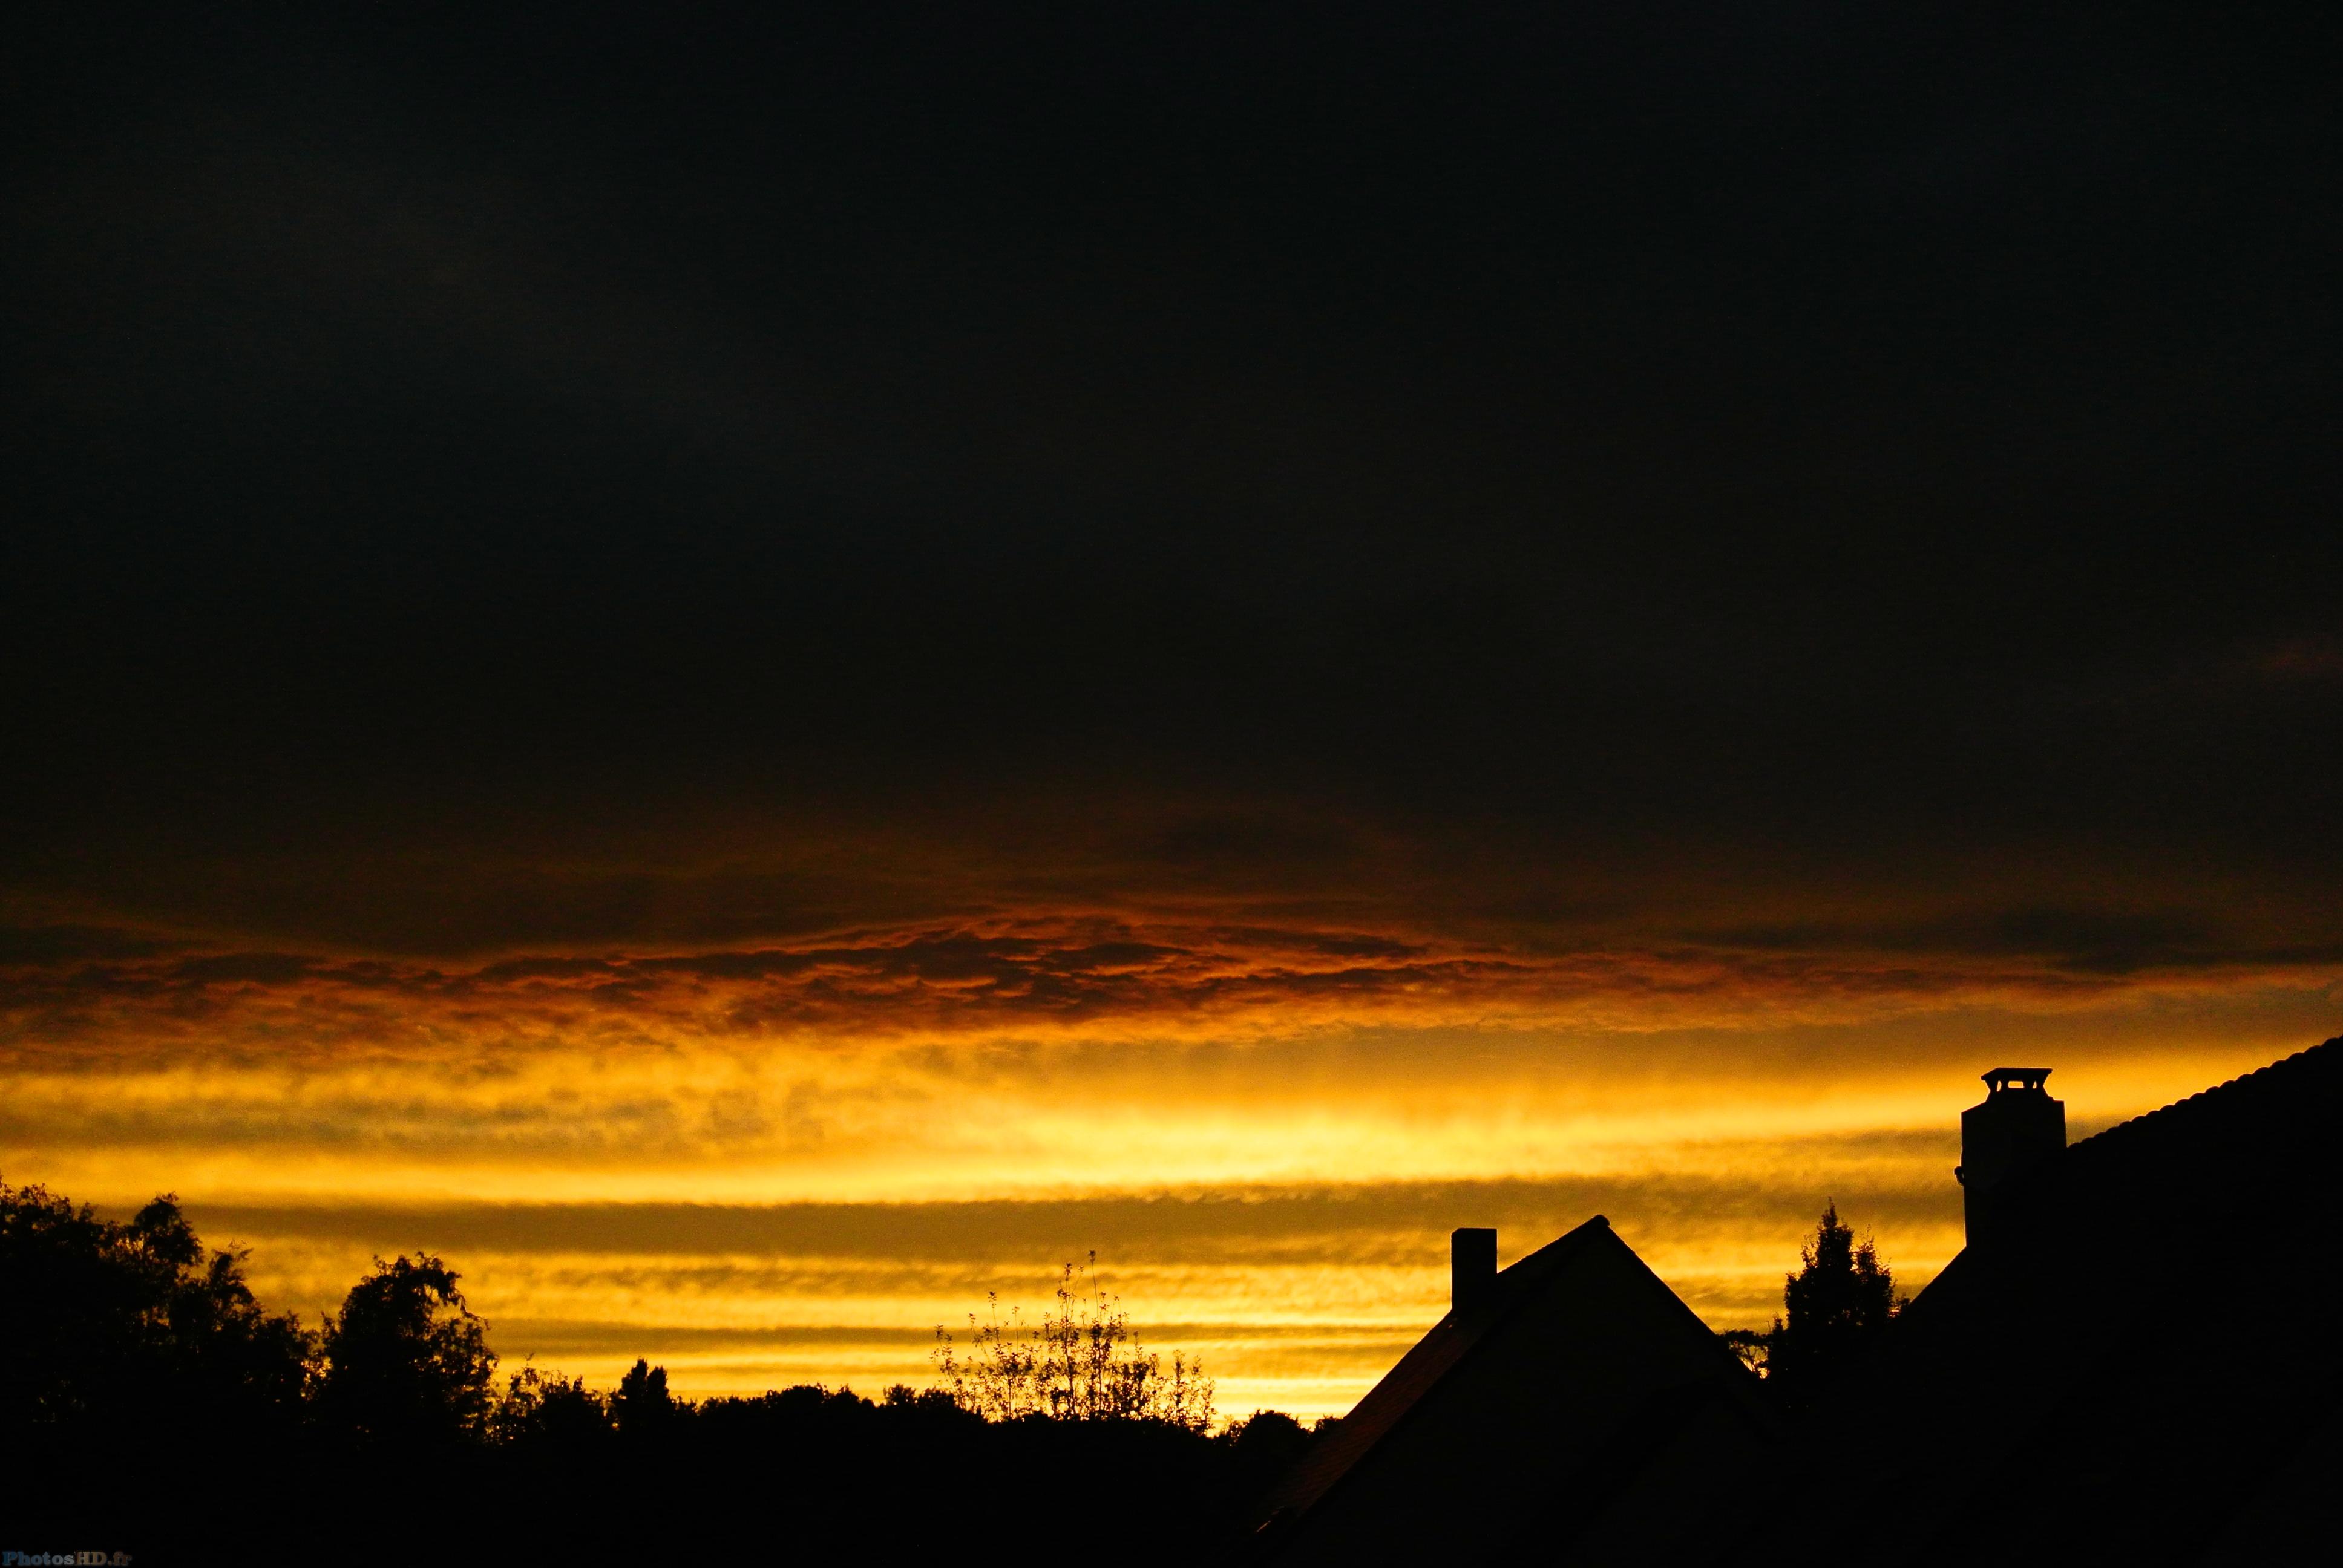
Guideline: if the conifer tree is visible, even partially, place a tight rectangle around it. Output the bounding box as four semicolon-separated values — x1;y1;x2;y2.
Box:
1761;1201;1903;1411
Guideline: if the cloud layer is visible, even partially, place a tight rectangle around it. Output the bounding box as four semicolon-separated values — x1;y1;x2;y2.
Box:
11;906;2339;1067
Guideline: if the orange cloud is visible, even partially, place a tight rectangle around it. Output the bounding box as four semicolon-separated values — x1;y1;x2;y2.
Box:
8;909;2338;1071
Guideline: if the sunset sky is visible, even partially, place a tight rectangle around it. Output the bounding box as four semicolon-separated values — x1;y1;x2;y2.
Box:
6;6;2341;1417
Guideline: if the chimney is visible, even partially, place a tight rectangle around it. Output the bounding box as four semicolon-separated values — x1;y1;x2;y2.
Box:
1956;1067;2065;1242
1451;1227;1497;1316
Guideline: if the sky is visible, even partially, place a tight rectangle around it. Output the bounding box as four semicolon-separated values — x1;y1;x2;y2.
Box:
5;4;2341;1417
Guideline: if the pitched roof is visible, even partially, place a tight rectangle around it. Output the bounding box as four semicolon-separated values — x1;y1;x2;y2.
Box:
1817;1036;2343;1563
1251;1217;1612;1530
1247;1216;1773;1565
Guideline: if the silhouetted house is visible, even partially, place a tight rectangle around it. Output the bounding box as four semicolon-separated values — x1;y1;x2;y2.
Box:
1243;1217;1773;1563
1247;1037;2343;1565
1814;1039;2343;1563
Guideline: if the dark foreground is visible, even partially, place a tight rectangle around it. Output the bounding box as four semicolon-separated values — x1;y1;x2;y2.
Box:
10;1393;1316;1566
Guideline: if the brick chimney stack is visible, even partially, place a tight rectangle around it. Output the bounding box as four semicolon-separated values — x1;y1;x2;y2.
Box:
1956;1067;2065;1242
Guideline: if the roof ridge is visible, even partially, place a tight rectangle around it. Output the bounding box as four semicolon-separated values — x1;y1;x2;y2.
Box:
1496;1212;1611;1284
2065;1035;2341;1155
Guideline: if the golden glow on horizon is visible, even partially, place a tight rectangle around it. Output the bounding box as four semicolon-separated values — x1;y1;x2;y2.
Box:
1;1012;2315;1205
4;910;2336;1419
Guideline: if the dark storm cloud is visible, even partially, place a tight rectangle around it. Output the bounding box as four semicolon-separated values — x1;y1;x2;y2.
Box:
0;916;1530;1060
1698;908;2233;976
4;3;2341;959
7;904;2335;1073
0;926;191;965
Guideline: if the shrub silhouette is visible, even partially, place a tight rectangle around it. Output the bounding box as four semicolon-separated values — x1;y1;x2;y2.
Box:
930;1254;1214;1428
493;1363;611;1449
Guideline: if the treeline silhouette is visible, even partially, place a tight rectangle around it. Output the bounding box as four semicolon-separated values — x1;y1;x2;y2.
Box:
1;1180;1321;1566
4;1178;1895;1564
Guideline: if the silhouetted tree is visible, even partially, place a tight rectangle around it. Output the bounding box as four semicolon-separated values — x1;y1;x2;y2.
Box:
2;1179;146;1425
881;1380;962;1413
1718;1327;1770;1377
492;1364;611;1449
1762;1201;1904;1411
133;1197;316;1419
316;1253;496;1444
612;1356;678;1437
0;1180;311;1431
1222;1408;1318;1503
